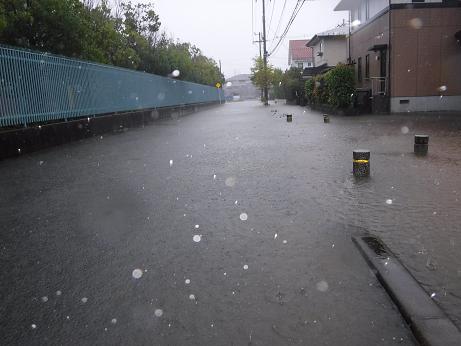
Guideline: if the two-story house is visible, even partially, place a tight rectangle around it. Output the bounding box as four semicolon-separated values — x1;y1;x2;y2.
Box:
334;0;461;112
288;40;314;69
304;24;348;77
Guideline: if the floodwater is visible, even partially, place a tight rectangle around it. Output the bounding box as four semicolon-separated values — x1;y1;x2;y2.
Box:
1;99;460;344
271;102;461;327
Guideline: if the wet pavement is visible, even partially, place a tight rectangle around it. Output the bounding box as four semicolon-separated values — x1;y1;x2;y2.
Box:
1;100;460;345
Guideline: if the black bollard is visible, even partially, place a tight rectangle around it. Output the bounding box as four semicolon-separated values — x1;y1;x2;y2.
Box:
286;114;292;122
324;114;330;123
414;135;429;156
353;150;370;177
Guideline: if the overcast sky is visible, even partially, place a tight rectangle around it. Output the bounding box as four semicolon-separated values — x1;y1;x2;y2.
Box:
125;0;347;78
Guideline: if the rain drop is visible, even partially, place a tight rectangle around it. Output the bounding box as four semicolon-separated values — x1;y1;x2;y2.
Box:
225;177;236;187
239;213;248;221
81;297;88;303
56;290;62;296
386;199;393;205
401;126;409;134
31;324;37;329
409;17;423;29
316;280;329;292
171;70;180;77
189;294;196;300
430;292;436;298
438;85;447;92
41;296;48;303
213;174;217;180
169;159;173;167
193;235;201;243
195;224;199;229
185;279;191;284
154;309;163;317
243;264;249;270
132;268;143;279
283;240;287;244
111;318;117;324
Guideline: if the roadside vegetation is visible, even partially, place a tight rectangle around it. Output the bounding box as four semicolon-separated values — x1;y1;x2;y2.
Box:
0;0;224;86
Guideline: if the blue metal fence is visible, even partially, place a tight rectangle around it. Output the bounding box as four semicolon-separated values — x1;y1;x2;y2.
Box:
0;45;223;128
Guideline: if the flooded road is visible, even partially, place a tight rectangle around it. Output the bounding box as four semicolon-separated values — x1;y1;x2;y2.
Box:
1;100;460;344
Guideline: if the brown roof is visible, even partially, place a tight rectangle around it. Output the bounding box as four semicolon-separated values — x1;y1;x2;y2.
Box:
288;40;313;61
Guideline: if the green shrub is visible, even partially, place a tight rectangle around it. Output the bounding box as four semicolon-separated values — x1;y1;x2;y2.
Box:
305;79;314;103
313;75;329;104
324;64;355;108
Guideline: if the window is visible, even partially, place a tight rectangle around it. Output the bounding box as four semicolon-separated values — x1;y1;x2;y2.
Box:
298;62;303;69
357;57;362;82
319;41;323;53
365;54;370;79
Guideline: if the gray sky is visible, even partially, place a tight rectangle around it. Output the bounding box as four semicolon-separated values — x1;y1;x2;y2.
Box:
127;0;347;78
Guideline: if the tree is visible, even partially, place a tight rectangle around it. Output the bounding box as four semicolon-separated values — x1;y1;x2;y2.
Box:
250;57;274;103
271;68;284;99
0;0;224;86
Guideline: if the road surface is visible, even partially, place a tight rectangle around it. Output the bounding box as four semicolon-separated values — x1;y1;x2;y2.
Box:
3;100;460;345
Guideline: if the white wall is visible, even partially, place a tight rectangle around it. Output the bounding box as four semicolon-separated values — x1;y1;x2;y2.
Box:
312;38;347;67
391;96;461;112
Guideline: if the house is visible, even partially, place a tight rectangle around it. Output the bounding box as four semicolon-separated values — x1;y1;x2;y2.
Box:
334;0;461;112
288;40;314;69
304;24;348;77
224;74;259;101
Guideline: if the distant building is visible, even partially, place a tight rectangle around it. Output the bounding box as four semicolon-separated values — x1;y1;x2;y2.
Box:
224;74;259;101
288;40;314;69
334;0;461;112
304;24;348;77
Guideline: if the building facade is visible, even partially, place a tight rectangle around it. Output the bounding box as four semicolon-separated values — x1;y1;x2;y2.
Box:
223;74;259;101
335;0;461;112
288;40;314;69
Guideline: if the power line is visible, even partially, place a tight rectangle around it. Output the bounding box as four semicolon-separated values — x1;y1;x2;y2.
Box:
267;0;276;35
268;0;307;56
270;0;287;44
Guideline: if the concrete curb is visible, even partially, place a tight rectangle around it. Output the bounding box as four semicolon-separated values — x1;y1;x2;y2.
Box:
352;235;461;346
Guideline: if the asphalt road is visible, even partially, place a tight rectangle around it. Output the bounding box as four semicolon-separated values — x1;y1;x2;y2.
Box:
5;99;457;345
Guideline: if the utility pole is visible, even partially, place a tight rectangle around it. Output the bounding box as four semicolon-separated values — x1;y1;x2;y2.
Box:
262;0;269;105
258;32;262;59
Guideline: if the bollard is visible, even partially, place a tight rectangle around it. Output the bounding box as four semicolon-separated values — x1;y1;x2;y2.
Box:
324;114;330;123
286;114;292;122
414;135;429;156
353;150;370;177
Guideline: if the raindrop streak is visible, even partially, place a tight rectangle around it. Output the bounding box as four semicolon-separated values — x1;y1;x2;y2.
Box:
213;174;217;180
316;281;329;292
386;199;393;205
274;233;278;239
239;213;248;221
193;235;201;243
169;160;173;167
154;309;163;317
132;269;143;279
